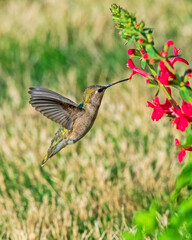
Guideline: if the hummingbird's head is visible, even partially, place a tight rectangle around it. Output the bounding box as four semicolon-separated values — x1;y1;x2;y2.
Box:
83;85;107;107
82;78;129;108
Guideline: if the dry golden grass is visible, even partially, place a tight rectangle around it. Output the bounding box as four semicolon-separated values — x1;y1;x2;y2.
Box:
0;0;192;239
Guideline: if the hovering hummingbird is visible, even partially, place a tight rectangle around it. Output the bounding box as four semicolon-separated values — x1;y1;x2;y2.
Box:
28;78;129;166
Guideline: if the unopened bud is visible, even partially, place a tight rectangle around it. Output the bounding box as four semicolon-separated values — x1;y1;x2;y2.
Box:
149;59;154;64
143;53;149;60
127;49;136;56
146;79;150;84
161;51;168;57
166;40;174;46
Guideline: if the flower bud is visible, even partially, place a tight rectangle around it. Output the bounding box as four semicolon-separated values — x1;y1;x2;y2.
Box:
143;53;149;59
161;51;168;57
166;40;174;46
146;79;150;84
127;49;136;56
149;59;154;64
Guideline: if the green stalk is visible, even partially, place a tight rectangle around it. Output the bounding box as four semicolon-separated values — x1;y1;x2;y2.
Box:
161;85;177;107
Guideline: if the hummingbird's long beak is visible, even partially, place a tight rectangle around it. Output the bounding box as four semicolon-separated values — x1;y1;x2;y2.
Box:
102;78;130;89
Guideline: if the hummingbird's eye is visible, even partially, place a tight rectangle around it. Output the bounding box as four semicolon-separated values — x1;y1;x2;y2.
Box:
98;88;103;93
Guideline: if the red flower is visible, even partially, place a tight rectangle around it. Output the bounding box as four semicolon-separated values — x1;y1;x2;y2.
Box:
127;59;149;79
147;96;172;121
173;46;180;56
169;57;189;66
166;40;174;46
158;56;189;85
178;149;186;162
172;101;192;132
140;49;145;54
158;61;175;85
138;38;144;43
143;53;149;59
127;49;136;56
175;138;192;162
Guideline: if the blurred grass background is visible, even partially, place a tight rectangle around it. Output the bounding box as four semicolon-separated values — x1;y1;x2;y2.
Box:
0;0;192;239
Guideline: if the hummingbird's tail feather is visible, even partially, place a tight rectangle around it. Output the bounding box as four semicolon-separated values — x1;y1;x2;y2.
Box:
41;154;50;167
41;138;70;166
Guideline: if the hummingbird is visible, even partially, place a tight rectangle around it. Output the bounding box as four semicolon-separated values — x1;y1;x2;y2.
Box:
28;78;129;166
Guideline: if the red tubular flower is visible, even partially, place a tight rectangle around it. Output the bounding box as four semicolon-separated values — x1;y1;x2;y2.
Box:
140;49;145;54
158;55;189;85
147;96;172;121
175;138;192;162
127;59;149;79
158;61;175;85
138;38;144;43
170;57;189;66
172;101;192;132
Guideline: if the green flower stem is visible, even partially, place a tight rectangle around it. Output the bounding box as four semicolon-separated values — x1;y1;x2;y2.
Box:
164;60;176;75
161;84;177;107
147;64;157;76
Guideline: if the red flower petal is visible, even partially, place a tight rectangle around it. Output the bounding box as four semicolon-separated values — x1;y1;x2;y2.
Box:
173;46;180;56
170;57;189;66
127;59;135;69
178;149;186;162
175;138;180;146
181;101;192;117
127;59;149;78
173;116;189;132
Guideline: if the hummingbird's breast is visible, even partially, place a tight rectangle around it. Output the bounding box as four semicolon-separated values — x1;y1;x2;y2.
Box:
68;104;100;142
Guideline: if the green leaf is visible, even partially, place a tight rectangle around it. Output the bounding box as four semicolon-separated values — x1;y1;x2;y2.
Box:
172;162;192;200
141;59;146;69
143;27;153;32
125;35;135;44
133;209;158;235
155;87;160;96
180;86;190;102
122;229;143;240
158;228;182;240
185;126;192;146
178;195;192;220
146;44;155;57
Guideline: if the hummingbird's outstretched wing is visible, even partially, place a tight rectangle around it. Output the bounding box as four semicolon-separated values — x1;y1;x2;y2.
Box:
28;87;84;130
